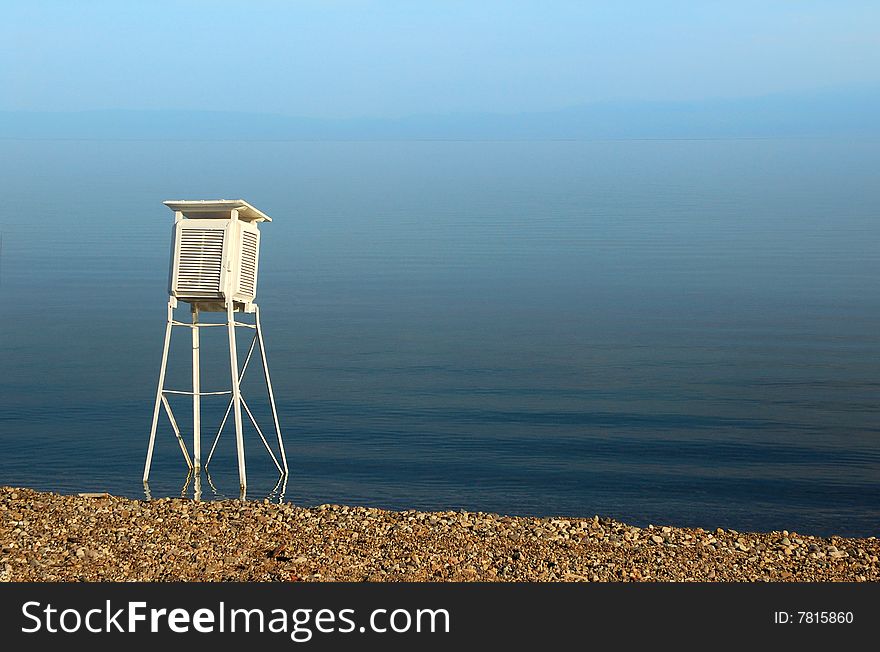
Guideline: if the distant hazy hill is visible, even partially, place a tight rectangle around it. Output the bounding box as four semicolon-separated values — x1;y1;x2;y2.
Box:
2;87;878;140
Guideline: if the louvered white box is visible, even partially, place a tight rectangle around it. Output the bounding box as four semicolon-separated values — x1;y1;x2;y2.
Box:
165;200;270;308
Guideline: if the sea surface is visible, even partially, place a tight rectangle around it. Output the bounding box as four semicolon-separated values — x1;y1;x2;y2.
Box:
0;138;878;536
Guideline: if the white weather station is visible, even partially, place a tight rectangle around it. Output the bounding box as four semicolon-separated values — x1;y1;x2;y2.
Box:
143;200;288;497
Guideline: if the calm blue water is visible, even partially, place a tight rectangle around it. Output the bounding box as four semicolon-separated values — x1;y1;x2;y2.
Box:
0;139;878;536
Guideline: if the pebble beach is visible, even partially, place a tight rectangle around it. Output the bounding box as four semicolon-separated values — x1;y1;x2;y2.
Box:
1;486;877;582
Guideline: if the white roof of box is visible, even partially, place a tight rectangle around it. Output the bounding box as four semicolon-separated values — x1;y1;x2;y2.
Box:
163;199;272;222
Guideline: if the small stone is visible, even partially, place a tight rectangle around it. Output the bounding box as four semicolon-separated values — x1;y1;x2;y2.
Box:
563;572;588;581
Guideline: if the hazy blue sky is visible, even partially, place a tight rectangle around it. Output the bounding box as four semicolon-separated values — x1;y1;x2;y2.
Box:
2;1;878;117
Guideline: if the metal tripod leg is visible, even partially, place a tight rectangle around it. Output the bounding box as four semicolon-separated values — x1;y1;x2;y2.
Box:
143;298;174;483
191;304;201;471
227;302;247;492
256;304;288;475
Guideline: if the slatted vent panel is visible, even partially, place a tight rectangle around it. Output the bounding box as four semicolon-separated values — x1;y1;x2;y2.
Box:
238;230;258;298
176;228;225;297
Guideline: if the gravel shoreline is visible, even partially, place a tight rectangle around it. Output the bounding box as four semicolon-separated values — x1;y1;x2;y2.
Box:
1;486;877;582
